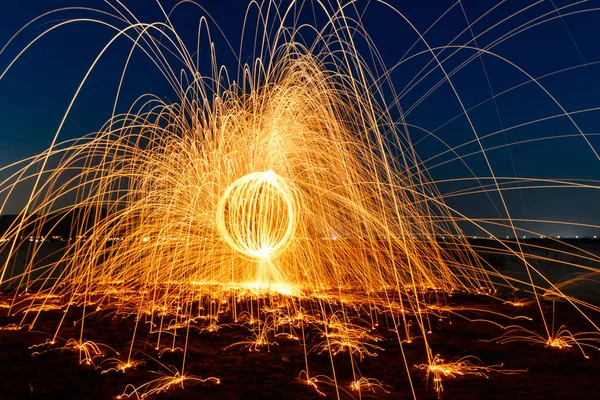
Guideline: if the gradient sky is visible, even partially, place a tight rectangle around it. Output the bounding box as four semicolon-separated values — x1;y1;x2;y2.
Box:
1;0;599;238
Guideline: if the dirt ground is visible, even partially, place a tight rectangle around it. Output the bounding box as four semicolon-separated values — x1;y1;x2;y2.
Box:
1;293;599;399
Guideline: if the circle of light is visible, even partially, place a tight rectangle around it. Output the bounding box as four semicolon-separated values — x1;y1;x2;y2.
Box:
216;170;297;260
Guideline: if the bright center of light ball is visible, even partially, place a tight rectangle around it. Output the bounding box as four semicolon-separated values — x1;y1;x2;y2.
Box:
216;170;296;260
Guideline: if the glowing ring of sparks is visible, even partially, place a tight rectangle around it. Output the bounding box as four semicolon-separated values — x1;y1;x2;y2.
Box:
216;170;297;260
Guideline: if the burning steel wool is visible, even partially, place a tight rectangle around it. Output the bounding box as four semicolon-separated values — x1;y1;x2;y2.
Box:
1;1;600;399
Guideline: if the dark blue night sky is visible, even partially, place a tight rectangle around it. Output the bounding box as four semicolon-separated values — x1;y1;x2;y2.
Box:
1;0;600;238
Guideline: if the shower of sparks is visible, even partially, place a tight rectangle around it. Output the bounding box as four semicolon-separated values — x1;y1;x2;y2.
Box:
1;1;600;399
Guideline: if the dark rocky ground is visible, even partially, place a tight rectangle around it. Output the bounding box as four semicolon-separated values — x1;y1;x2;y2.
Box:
1;293;599;400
